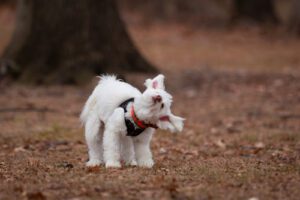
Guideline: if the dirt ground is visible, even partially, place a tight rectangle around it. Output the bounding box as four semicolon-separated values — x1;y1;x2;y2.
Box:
1;7;300;200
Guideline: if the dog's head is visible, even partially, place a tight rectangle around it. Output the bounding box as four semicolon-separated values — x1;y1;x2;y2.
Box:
135;74;184;133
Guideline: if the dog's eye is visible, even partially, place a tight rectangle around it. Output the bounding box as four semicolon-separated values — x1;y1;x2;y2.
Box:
161;103;164;109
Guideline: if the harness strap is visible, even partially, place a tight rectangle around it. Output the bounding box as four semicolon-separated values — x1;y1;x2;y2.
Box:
131;106;158;129
119;98;157;137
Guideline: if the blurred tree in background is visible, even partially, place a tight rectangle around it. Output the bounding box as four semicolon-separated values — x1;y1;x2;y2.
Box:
1;0;300;84
289;0;300;34
230;0;278;24
1;0;156;84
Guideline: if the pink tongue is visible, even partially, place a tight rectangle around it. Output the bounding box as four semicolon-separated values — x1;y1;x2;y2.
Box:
159;115;170;121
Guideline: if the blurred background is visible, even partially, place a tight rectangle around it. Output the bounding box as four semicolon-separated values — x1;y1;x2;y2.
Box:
120;0;295;27
0;0;299;199
0;0;300;84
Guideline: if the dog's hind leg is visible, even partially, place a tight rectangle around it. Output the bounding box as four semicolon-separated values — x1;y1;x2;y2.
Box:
85;112;103;167
103;108;126;168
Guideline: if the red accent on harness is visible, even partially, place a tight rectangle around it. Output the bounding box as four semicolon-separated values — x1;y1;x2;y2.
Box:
131;106;158;129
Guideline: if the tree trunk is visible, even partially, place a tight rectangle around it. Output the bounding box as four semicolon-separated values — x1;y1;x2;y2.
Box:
230;0;279;25
1;0;157;84
289;0;300;35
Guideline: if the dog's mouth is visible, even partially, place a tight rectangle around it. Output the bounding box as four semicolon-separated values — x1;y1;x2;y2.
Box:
159;115;170;122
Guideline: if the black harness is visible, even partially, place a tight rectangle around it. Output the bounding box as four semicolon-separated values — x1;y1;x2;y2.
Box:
119;98;146;137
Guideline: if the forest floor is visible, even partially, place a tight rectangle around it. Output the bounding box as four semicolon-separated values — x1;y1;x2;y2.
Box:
1;6;300;200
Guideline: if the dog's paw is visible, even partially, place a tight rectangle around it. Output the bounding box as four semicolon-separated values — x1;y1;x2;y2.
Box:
86;159;102;167
137;159;154;168
125;159;137;166
105;160;121;168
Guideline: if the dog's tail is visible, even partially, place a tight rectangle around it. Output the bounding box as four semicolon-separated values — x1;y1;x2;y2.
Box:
81;75;117;125
97;74;118;84
80;94;97;125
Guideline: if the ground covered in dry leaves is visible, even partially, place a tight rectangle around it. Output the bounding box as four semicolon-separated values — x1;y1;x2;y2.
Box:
1;69;300;200
1;8;300;200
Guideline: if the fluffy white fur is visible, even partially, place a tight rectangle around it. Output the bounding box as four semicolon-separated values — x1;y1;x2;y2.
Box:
80;74;184;168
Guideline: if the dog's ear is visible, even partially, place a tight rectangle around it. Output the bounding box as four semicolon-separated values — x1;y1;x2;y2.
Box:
157;113;185;133
144;74;165;90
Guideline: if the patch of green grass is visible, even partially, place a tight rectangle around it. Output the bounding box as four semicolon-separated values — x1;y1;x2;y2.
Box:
275;164;300;174
33;123;81;141
240;133;259;143
265;131;300;143
234;167;266;183
194;165;224;183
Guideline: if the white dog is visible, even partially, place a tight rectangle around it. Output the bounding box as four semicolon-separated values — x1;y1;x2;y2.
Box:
80;74;184;168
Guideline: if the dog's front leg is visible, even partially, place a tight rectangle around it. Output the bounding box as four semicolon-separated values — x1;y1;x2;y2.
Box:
103;108;126;168
133;128;154;168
